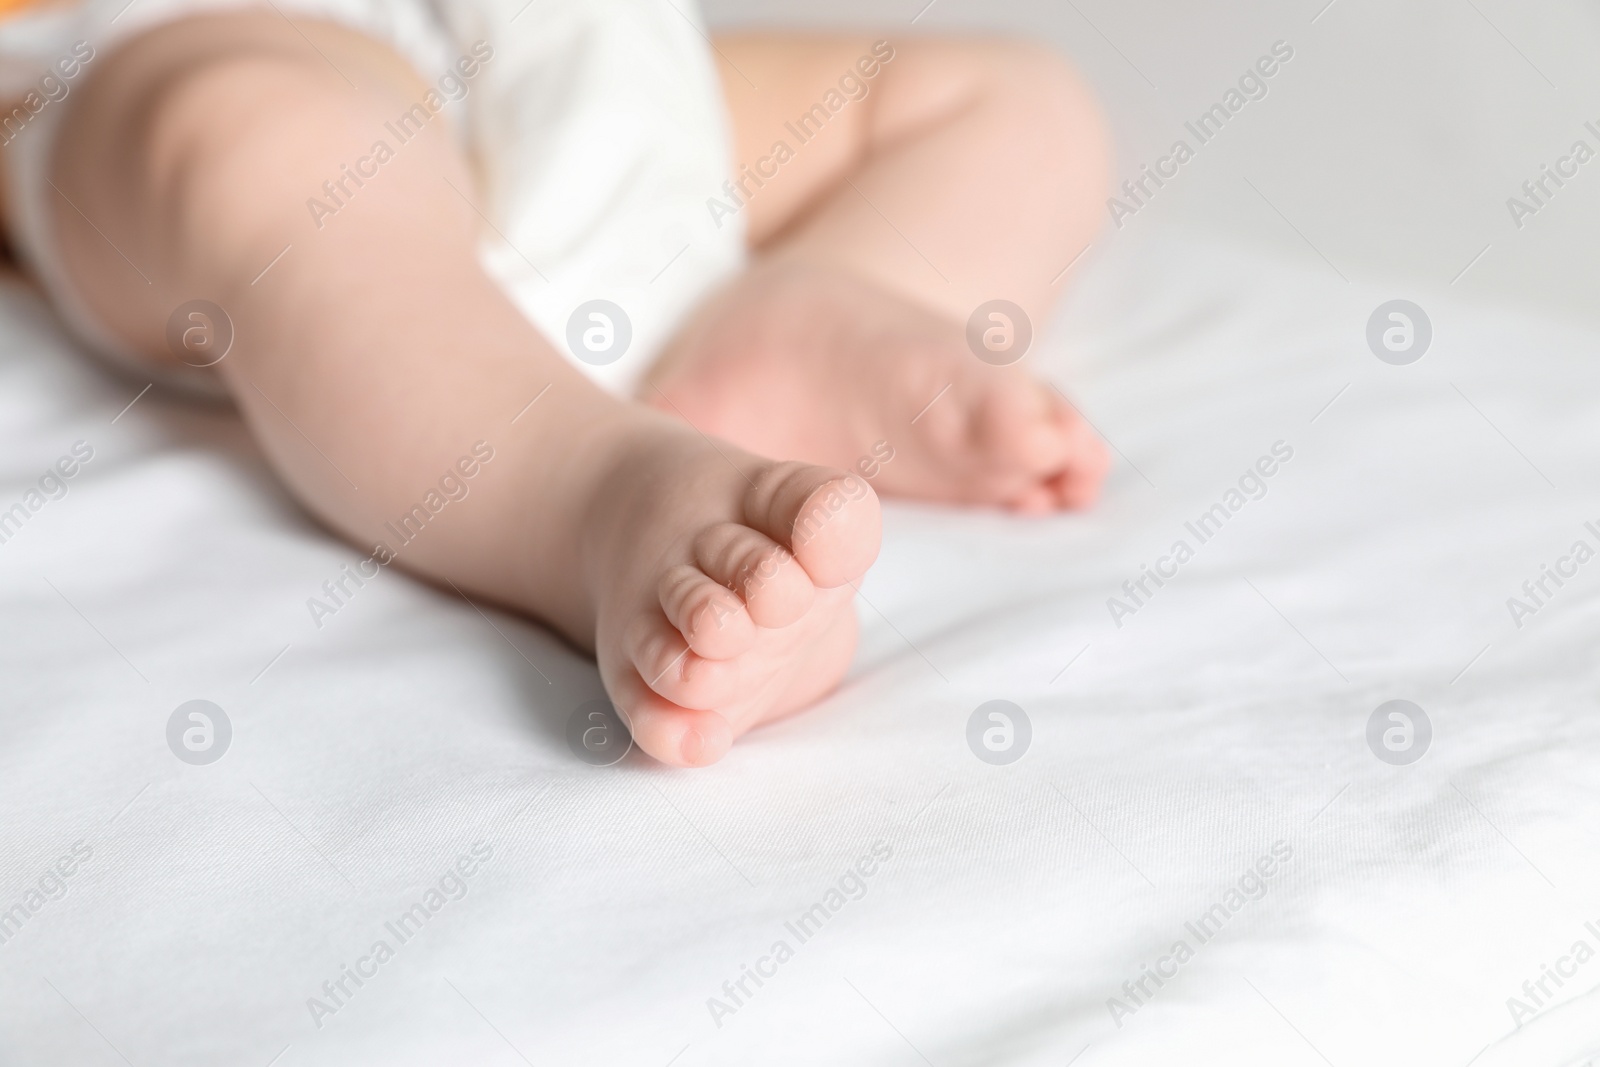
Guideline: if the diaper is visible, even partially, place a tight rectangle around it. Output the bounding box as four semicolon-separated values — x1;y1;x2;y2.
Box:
0;0;744;398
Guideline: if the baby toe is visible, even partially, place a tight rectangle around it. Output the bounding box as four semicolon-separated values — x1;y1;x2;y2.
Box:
624;613;741;711
658;564;754;660
743;461;881;589
1006;482;1060;514
608;668;733;768
1054;415;1111;508
974;377;1073;473
693;522;814;629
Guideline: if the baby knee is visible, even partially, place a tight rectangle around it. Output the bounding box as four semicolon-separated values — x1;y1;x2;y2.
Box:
990;40;1104;138
977;39;1110;197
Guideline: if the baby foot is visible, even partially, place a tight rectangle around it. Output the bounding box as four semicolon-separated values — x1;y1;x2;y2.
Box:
645;261;1109;512
578;415;880;766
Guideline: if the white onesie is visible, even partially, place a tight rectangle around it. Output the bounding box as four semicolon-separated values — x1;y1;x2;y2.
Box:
0;0;745;397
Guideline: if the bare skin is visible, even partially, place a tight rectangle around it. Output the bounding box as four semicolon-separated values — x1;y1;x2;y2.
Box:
649;36;1111;510
25;15;1108;765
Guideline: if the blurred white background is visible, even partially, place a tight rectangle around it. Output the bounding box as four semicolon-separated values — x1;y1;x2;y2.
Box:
706;0;1600;328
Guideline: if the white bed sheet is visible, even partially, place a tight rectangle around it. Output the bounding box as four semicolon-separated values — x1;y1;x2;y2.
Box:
2;231;1599;1067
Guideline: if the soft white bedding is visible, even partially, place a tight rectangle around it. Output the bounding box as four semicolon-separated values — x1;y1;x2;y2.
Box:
3;231;1599;1067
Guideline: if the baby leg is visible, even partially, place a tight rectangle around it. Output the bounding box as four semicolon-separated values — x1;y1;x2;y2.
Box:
650;36;1111;511
41;12;881;765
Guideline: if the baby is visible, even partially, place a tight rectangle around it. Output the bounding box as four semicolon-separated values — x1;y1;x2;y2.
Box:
0;0;1109;765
